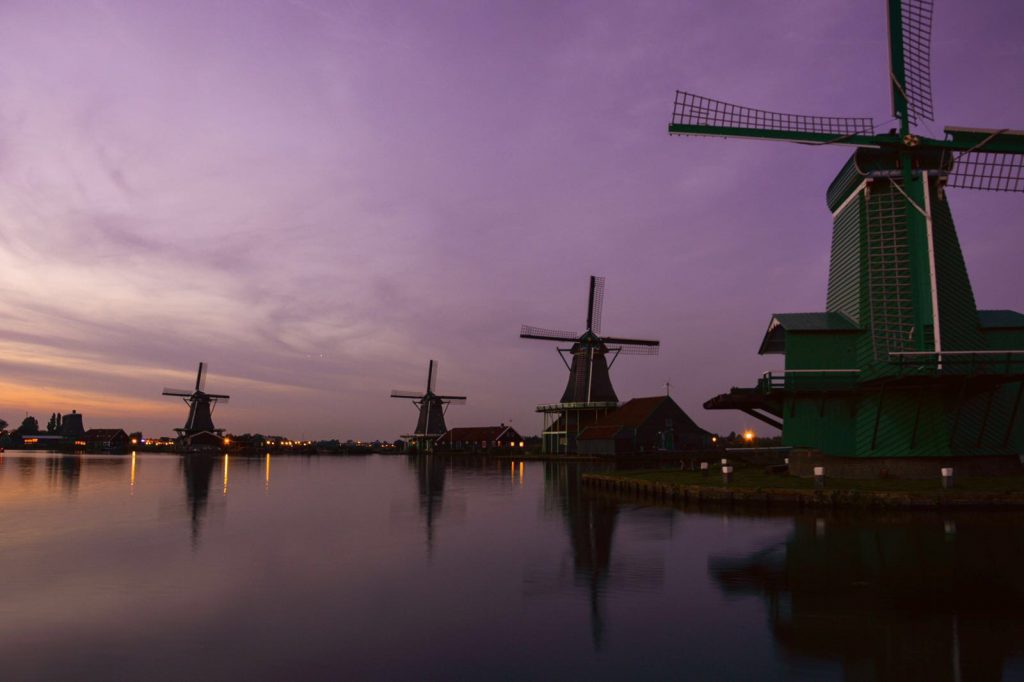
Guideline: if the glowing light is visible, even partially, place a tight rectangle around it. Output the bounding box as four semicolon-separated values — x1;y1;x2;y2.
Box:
130;438;138;445
743;430;755;443
223;437;231;446
712;436;718;443
519;441;524;448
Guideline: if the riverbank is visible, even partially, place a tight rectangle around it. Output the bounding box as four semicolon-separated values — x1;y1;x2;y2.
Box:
582;468;1024;509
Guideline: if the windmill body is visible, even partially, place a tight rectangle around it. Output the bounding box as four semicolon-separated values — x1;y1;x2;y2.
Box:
162;362;230;451
391;360;466;453
521;276;660;454
675;1;1024;462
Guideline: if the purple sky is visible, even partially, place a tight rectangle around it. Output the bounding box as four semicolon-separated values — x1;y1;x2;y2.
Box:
0;0;1021;440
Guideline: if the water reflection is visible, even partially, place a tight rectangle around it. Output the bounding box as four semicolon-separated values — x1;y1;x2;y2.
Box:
408;454;447;555
710;512;1024;680
541;462;669;651
45;455;83;493
181;455;216;547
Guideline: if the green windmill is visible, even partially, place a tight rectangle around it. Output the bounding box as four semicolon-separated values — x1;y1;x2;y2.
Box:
671;0;1024;462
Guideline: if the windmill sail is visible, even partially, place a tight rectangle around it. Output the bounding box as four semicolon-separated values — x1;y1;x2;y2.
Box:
587;276;605;334
671;92;875;144
888;0;934;125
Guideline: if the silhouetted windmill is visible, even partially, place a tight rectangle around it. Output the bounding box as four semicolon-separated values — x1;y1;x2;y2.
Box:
521;276;660;453
391;360;466;452
162;362;230;449
672;0;1024;459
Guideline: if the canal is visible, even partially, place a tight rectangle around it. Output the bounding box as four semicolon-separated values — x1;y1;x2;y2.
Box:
0;451;1022;680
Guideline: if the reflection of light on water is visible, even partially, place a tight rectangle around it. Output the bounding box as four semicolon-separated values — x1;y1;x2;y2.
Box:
223;454;229;495
130;452;136;493
510;461;515;482
265;453;271;491
519;461;524;486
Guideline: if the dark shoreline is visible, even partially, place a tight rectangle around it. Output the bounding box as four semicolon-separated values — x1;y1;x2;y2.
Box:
582;471;1024;509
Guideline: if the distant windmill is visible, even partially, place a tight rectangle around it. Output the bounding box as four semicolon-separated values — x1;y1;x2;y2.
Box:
521;276;660;453
162;362;230;448
391;360;466;452
671;0;1024;457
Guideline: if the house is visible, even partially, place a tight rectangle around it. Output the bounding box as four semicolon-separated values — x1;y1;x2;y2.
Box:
179;431;227;450
84;429;130;453
434;424;525;453
576;395;712;455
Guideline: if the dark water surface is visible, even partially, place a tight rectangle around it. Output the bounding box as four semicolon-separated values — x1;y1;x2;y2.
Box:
1;451;1023;681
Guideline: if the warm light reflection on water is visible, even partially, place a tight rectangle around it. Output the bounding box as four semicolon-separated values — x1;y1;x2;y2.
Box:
0;450;1021;680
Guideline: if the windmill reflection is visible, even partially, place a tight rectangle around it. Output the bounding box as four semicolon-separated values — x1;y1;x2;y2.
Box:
181;455;216;547
408;454;447;555
539;462;667;651
710;513;1024;680
46;455;82;492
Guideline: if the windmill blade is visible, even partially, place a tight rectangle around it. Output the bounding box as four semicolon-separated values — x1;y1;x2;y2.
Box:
602;336;660;356
196;362;207;391
520;325;580;342
948;151;1024;192
587;276;605;335
206;394;230;401
162;388;193;396
670;91;876;146
391;390;425;399
942;128;1024;192
615;344;661;356
601;336;659;347
887;0;934;125
427;360;438;394
437;396;467;404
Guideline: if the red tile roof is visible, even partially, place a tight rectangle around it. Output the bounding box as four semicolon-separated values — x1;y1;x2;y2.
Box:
577;425;624;440
579;396;710;436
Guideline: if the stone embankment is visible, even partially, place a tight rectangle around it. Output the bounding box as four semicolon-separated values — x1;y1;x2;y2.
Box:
581;473;1024;509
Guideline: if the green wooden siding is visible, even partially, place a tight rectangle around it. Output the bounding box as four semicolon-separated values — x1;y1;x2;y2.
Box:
826;193;863;324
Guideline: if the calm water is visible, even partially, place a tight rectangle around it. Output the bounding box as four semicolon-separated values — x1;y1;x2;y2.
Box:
2;451;1023;681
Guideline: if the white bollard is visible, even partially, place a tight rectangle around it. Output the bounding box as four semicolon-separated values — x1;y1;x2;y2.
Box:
814;466;825;489
721;458;729;466
722;465;734;484
700;461;709;476
941;467;954;489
